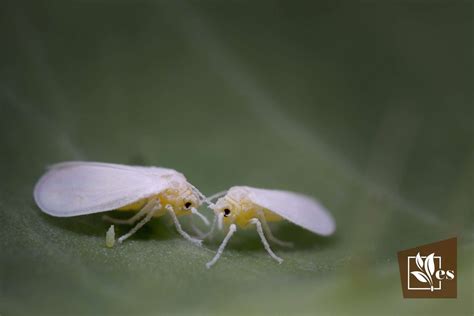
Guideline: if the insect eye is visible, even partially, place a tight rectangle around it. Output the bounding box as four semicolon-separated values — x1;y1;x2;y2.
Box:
223;208;231;217
185;202;192;208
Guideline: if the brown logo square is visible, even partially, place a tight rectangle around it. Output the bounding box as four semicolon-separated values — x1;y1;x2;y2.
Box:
397;237;457;298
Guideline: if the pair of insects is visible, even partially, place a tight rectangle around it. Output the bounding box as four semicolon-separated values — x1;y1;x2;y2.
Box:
34;162;336;268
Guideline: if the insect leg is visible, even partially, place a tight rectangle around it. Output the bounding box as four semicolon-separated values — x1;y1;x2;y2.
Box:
190;207;210;226
189;215;206;238
206;224;237;269
166;205;202;246
102;200;156;225
201;213;218;239
191;212;218;240
249;218;283;264
118;200;161;243
257;210;294;248
103;209;147;225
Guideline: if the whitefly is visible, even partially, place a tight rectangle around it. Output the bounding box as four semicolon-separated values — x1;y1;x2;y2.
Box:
34;161;209;246
204;186;336;268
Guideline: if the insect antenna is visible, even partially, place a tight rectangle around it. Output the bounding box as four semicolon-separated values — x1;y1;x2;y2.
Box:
190;184;207;203
204;190;228;206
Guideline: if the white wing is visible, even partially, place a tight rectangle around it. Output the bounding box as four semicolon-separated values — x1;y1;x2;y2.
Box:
34;161;173;217
245;186;336;236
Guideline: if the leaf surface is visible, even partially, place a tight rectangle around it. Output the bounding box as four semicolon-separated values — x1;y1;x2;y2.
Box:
1;2;472;315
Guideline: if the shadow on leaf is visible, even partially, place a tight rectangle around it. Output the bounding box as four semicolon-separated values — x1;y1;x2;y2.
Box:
37;207;189;242
206;221;338;253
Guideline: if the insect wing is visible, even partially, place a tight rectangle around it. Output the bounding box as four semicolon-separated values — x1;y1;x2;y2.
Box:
34;162;169;216
246;187;336;236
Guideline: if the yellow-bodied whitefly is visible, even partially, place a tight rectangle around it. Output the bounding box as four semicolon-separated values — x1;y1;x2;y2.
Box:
204;186;336;268
33;161;209;246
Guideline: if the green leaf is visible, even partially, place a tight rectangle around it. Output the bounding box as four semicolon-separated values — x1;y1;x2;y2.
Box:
1;2;472;315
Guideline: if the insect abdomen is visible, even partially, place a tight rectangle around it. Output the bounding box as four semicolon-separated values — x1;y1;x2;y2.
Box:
262;209;283;222
233;207;283;227
117;194;162;211
117;198;148;211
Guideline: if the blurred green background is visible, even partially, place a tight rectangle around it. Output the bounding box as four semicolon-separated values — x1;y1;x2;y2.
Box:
1;1;472;315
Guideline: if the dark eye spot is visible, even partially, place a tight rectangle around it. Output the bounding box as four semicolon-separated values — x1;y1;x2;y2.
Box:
224;208;231;217
185;202;192;208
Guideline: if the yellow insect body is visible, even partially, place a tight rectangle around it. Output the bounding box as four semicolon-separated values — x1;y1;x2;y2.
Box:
117;187;200;217
215;188;283;227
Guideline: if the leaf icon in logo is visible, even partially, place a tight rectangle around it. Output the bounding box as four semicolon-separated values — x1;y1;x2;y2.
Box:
411;252;436;290
410;271;430;283
423;253;435;286
415;252;424;270
425;253;435;277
